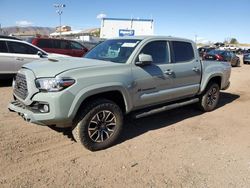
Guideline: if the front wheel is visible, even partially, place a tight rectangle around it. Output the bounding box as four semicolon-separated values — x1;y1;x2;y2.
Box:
72;99;123;151
198;83;220;112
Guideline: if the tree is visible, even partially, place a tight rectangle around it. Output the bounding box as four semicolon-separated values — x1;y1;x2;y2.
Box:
230;38;238;44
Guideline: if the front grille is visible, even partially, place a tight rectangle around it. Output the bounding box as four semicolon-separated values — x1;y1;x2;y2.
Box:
14;73;28;100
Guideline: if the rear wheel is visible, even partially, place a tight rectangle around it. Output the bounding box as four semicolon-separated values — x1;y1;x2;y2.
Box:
72;99;123;151
236;59;240;67
198;83;220;112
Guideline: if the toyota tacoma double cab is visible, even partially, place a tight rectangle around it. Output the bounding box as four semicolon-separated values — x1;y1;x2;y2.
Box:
9;36;231;151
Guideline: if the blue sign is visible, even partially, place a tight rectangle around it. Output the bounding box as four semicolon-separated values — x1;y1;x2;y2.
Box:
119;29;135;37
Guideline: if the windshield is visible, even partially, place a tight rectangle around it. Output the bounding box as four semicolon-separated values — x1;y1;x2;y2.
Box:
84;39;141;63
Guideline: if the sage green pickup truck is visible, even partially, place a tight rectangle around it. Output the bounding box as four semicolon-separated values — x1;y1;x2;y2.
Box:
9;36;231;151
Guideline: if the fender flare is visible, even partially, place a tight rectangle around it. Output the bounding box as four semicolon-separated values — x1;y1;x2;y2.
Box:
199;73;223;94
67;83;132;119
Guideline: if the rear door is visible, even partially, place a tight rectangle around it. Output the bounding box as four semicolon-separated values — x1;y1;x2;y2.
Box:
170;41;202;98
59;40;71;56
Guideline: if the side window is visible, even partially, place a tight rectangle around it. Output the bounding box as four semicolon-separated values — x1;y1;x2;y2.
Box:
7;41;38;54
0;41;8;53
60;40;70;49
70;41;83;50
37;39;53;48
54;40;61;49
172;41;194;63
140;41;169;64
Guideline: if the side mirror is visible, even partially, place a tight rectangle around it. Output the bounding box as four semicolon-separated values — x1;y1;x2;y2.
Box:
135;54;153;66
37;51;46;58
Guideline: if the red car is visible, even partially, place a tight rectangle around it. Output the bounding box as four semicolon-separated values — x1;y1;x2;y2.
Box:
27;38;88;57
204;50;240;67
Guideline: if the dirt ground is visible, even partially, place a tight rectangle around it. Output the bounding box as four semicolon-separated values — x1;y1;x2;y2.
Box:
1;61;250;188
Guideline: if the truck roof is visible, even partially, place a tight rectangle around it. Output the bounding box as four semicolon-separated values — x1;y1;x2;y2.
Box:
112;35;194;43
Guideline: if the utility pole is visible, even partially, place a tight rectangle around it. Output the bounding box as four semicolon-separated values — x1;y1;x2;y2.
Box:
195;34;198;43
53;4;66;38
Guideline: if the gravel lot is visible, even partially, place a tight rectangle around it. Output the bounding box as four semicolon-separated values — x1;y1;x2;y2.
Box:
1;61;250;188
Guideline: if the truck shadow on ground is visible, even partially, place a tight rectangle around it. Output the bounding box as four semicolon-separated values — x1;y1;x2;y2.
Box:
0;79;13;87
51;92;240;147
118;92;240;145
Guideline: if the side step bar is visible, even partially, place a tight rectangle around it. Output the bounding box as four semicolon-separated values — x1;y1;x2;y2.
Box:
134;98;199;119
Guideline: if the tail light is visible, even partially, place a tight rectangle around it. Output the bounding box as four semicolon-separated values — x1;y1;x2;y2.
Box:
215;54;223;61
202;53;206;60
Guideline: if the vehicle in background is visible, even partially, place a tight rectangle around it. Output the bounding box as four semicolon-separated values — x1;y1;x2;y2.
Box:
0;37;68;79
243;53;250;64
0;38;47;78
27;37;88;57
214;42;225;48
0;35;22;40
198;47;215;58
220;45;238;51
241;49;250;55
76;40;104;51
204;49;240;67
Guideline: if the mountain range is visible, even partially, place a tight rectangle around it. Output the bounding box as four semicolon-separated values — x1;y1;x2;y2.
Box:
0;26;55;36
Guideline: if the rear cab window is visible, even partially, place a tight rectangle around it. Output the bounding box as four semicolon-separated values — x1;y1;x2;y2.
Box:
171;41;194;63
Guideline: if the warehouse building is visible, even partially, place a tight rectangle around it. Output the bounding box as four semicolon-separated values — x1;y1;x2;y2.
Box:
100;18;154;39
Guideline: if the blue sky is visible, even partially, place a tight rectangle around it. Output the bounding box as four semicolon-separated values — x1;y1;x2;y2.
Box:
0;0;249;43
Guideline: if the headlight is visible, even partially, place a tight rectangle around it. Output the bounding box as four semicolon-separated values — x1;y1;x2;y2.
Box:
36;77;75;92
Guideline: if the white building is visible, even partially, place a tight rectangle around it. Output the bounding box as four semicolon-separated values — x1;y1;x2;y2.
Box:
100;18;154;39
49;28;100;41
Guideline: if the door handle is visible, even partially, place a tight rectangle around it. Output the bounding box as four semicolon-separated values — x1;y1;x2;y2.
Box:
164;69;173;75
16;57;24;61
192;67;200;72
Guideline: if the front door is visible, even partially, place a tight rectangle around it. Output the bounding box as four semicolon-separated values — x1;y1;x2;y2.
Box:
7;41;41;73
0;40;14;74
132;40;175;109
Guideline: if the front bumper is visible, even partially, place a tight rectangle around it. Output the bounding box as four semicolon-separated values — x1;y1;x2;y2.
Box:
9;68;77;128
8;91;75;128
9;100;46;125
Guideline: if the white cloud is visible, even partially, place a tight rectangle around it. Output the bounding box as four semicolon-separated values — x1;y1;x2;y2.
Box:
16;20;33;27
96;13;107;19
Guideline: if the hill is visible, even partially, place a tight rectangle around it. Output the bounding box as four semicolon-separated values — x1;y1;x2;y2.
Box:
0;26;55;36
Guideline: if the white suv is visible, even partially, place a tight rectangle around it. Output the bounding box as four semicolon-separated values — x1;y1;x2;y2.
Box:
0;36;48;78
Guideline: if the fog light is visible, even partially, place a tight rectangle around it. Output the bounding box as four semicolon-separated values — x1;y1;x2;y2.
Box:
38;104;49;113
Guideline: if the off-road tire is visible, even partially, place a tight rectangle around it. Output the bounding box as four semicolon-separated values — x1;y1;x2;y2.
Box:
198;83;220;112
72;99;123;151
236;59;240;67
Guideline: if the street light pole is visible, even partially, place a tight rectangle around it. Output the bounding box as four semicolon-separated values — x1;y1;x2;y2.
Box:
54;4;66;38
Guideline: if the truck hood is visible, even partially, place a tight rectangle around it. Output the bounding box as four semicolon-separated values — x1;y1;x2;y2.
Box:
23;57;117;77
